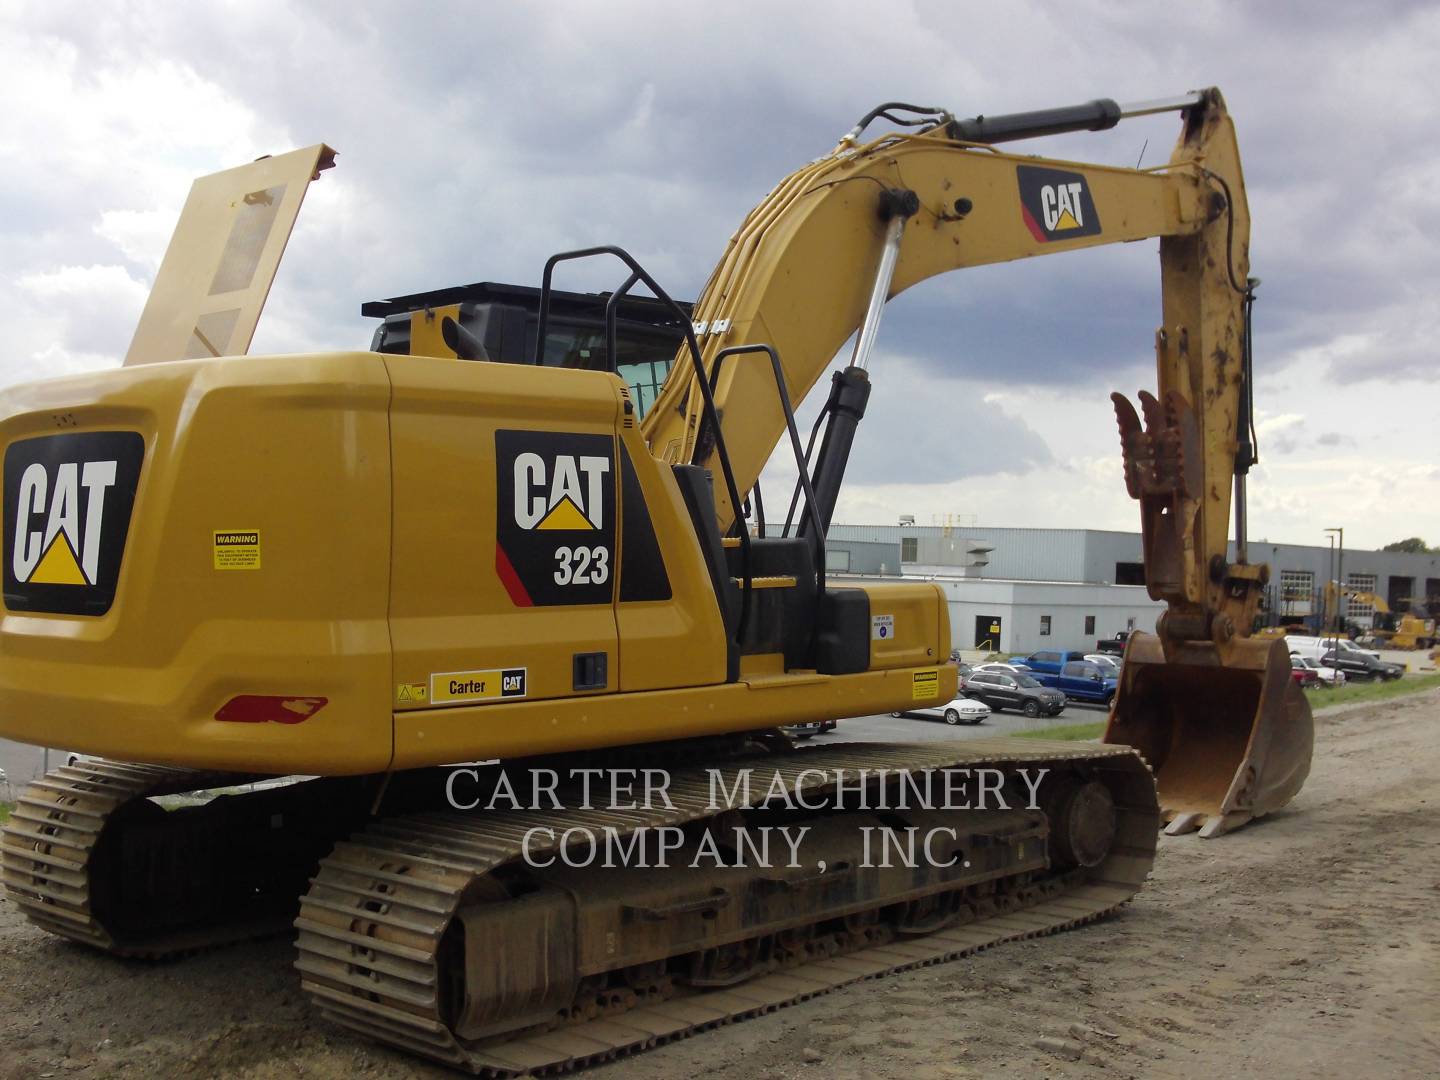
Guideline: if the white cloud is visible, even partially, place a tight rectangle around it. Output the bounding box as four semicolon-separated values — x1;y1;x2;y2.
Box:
9;264;150;380
93;209;174;272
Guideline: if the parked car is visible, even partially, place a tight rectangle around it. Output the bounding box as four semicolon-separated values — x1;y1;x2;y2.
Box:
1031;660;1118;706
1290;654;1344;687
963;670;1066;717
893;695;992;726
953;661;975;690
1017;650;1093;675
1094;631;1130;656
1319;649;1403;682
1289;657;1320;688
783;720;837;739
1286;636;1381;664
1083;653;1122;676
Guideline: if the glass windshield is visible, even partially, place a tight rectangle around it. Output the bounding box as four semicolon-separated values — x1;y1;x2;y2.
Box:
530;320;678;420
1016;675;1042;688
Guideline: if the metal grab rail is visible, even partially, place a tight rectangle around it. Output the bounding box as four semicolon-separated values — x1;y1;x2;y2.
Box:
534;247;752;646
705;344;829;638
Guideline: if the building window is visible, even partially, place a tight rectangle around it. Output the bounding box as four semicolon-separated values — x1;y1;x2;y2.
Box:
1346;573;1377;620
1279;569;1314;616
900;537;918;563
1115;562;1145;586
1040;615;1052;637
1084;615;1095;636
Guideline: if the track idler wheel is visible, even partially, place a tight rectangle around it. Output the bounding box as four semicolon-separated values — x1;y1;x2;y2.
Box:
1038;776;1117;868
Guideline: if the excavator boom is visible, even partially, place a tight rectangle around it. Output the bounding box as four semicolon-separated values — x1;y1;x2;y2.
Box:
640;89;1311;837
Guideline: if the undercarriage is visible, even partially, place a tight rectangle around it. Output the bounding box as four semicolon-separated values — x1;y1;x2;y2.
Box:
2;737;1156;1075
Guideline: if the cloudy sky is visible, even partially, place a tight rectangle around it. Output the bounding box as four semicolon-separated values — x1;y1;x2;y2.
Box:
4;1;1437;552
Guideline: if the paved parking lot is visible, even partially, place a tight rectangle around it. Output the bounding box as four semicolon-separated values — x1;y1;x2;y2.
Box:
822;700;1108;744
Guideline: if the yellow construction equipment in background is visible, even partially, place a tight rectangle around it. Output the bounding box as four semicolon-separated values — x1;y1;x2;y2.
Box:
1322;582;1436;649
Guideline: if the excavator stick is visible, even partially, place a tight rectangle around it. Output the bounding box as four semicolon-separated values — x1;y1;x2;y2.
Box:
1104;632;1313;838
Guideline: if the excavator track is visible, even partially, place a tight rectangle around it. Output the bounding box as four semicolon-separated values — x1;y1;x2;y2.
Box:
296;738;1157;1075
2;760;237;954
1;759;372;957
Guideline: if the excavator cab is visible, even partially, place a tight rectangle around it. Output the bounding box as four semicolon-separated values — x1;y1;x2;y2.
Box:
363;281;686;417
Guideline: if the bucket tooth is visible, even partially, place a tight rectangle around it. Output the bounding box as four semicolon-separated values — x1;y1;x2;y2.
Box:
1198;811;1253;840
1162;812;1202;836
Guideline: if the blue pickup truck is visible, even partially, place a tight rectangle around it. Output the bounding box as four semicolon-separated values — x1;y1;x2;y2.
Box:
1017;650;1118;706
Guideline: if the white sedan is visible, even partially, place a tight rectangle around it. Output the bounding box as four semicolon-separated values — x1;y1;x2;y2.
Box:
893;695;993;726
1291;654;1345;687
1083;654;1122;676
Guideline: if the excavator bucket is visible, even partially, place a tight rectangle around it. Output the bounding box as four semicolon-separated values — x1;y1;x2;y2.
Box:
1103;631;1312;838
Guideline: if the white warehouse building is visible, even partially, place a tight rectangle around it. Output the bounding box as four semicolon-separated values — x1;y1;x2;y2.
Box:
924;577;1162;657
820;523;1440;656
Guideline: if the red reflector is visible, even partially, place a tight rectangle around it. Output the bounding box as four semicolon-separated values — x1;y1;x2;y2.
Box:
215;695;328;724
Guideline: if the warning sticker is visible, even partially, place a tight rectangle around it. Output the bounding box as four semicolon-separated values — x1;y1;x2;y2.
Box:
213;530;261;570
396;682;428;705
872;614;894;641
430;667;527;705
911;670;940;701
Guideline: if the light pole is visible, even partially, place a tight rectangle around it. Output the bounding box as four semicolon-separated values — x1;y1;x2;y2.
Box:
1324;533;1335;634
1325;526;1344;638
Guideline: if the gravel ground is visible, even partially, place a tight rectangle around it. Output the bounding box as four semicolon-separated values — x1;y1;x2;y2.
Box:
1;690;1437;1079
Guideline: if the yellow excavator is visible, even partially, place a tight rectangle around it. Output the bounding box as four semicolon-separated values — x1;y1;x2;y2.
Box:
0;88;1308;1072
1319;583;1436;649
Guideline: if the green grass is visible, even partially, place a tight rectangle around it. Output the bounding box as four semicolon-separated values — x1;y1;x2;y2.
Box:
0;802;12;826
1016;720;1106;741
1314;671;1440;709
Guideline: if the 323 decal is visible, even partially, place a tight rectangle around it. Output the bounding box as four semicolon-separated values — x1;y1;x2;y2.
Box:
552;544;609;586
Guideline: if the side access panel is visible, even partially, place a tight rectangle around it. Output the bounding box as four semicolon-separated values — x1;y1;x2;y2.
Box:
125;144;336;366
386;359;623;709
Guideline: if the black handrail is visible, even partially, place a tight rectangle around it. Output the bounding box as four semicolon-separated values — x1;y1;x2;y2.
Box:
706;344;828;636
534;246;753;645
784;400;833;535
602;271;641;373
